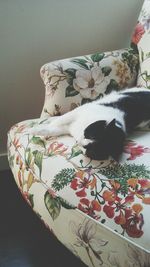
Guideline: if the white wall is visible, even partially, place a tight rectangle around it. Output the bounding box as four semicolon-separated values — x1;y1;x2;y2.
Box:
0;0;144;168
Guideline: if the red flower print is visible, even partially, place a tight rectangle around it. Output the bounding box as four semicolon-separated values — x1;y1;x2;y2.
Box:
124;141;150;160
121;203;144;238
103;189;144;237
48;141;68;156
102;176;145;238
114;210;127;225
103;193;134;225
78;198;101;219
103;204;115;218
131;22;145;45
13;137;21;150
70;170;96;198
71;178;86;197
16;124;27;133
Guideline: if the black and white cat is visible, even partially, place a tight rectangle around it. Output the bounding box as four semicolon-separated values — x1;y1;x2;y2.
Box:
28;87;150;161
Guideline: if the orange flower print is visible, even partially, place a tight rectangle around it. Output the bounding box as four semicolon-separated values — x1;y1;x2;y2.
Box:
78;198;101;219
103;195;134;221
103;190;116;202
128;178;150;204
70;170;96;197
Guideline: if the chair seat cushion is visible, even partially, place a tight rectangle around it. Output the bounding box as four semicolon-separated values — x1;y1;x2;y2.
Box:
8;118;150;266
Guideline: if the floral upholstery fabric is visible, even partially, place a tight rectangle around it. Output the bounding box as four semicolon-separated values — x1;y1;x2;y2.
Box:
8;119;150;267
132;0;150;88
40;49;138;118
7;1;150;266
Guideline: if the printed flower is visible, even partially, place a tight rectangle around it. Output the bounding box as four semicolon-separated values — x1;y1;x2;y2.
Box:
102;182;121;219
78;198;101;219
127;178;150;204
73;67;109;99
102;176;146;238
103;190;133;220
103;193;134;222
102;190;116;202
47;141;68;156
121;204;144;238
113;60;131;87
126;243;150;267
124;140;150;160
12;137;21;150
70;219;108;266
70;170;96;197
131;22;145;45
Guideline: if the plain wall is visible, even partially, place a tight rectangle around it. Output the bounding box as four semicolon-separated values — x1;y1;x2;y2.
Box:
1;0;144;159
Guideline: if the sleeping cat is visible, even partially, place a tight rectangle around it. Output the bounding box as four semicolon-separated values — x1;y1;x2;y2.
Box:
28;87;150;161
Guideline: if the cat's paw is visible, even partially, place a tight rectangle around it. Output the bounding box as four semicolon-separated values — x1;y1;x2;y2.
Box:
25;125;51;136
77;137;93;147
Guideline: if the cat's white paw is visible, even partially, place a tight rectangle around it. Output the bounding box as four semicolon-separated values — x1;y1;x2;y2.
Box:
25;125;51;136
76;136;93;147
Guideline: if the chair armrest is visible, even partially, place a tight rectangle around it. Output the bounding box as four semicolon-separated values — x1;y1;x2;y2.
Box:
40;48;139;118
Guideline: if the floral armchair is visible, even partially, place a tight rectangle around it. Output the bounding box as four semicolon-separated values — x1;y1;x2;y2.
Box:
8;1;150;266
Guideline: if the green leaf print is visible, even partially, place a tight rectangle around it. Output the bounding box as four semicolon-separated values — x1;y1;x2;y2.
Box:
91;53;105;62
64;68;76;85
69;144;83;159
98;163;150;196
25;148;32;167
65;85;79;97
98;163;150;180
101;66;112;76
71;58;89;69
52;168;76;191
44;191;61;220
58;196;76;210
105;79;119;94
32;150;43;177
31;136;46;148
81;98;92;105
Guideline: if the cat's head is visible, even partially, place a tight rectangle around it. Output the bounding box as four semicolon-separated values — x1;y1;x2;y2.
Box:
83;119;125;161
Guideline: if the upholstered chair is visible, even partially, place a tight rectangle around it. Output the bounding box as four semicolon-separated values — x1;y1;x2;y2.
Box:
8;1;150;266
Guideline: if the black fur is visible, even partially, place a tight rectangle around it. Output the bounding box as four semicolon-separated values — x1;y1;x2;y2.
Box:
84;119;125;161
102;91;150;132
84;90;150;161
84;120;106;140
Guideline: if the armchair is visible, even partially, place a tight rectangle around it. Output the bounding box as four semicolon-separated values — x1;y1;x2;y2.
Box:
8;1;150;266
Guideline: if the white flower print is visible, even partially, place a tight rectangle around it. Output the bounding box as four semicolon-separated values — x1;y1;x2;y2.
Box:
73;67;109;99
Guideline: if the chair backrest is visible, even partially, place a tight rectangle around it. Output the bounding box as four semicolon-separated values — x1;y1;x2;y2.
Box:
132;0;150;88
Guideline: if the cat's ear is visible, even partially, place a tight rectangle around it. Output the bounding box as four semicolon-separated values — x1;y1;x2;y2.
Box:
106;119;116;129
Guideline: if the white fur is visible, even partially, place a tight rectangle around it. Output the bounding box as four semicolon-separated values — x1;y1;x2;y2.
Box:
27;87;148;146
